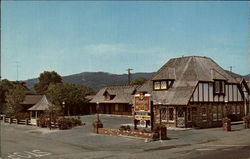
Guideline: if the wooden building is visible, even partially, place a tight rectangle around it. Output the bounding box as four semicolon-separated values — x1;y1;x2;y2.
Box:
138;56;249;128
20;95;43;112
28;95;53;125
90;85;139;116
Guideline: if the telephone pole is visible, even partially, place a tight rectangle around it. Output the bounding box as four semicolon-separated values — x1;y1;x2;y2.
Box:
126;68;133;85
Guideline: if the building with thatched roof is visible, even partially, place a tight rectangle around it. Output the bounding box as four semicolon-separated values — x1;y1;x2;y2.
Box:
20;94;43;112
138;56;249;128
90;85;139;115
28;95;54;125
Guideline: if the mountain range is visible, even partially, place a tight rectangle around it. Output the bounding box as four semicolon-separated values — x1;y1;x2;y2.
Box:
25;72;155;92
25;71;249;93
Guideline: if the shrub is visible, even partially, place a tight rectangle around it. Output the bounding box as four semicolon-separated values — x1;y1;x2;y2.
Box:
57;117;82;130
153;124;166;132
38;114;50;128
58;117;72;130
70;117;82;127
92;119;103;128
13;112;30;120
222;117;231;123
227;114;237;122
243;115;250;122
119;125;131;131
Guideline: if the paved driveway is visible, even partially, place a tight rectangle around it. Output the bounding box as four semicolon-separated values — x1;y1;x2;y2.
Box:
1;115;250;159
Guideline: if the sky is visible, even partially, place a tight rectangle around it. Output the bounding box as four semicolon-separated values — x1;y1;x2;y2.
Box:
1;1;249;81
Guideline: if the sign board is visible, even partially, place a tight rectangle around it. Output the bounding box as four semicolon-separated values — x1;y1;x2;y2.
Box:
134;93;151;126
134;93;151;113
135;115;151;121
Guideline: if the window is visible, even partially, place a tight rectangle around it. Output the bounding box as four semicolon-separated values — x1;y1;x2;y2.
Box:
161;81;167;89
168;108;174;121
232;105;237;114
161;108;167;121
187;108;192;122
212;106;217;121
201;107;207;122
115;104;119;112
218;105;222;120
214;80;225;94
154;81;160;90
154;80;174;90
236;105;240;114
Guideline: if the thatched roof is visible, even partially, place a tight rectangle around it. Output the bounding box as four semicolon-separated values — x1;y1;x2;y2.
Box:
20;95;43;105
90;85;139;104
28;95;53;111
138;56;238;105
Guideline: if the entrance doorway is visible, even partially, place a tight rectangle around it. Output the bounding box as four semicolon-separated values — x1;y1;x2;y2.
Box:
177;107;185;128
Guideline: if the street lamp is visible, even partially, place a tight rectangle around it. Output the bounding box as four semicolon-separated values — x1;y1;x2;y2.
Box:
96;102;100;121
159;102;162;125
225;100;228;116
62;101;65;116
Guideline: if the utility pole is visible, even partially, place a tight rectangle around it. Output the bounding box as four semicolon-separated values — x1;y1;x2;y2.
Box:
126;68;133;85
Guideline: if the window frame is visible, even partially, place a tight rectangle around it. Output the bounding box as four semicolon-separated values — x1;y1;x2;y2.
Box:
168;107;174;122
214;80;225;95
153;80;174;91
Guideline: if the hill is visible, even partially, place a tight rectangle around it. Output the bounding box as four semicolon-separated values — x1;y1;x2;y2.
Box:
25;72;154;92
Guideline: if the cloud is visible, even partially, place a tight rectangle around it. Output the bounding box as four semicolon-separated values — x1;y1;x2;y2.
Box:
83;43;168;56
84;44;123;55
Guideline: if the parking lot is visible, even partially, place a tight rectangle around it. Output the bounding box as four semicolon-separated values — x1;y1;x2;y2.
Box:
1;115;250;159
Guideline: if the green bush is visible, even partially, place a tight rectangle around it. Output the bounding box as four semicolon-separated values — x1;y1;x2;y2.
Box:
57;117;82;130
13;112;30;120
38;115;50;128
243;115;250;122
119;125;131;131
58;117;72;130
70;117;82;127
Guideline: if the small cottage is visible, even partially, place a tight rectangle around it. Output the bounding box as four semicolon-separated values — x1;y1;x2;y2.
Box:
90;85;139;115
28;95;54;125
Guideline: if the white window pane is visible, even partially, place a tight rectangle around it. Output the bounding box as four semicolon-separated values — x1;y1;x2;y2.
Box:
154;82;160;90
161;81;167;89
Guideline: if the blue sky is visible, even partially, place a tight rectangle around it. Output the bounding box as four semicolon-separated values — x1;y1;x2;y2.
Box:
2;1;249;81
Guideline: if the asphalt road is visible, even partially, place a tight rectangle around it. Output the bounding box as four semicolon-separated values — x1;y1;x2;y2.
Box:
0;115;250;159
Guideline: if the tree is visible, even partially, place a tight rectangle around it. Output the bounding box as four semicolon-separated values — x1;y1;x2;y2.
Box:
130;77;147;85
34;71;62;94
0;79;31;116
46;83;94;116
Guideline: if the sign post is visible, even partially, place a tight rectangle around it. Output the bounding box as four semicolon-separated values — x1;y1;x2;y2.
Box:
134;93;152;129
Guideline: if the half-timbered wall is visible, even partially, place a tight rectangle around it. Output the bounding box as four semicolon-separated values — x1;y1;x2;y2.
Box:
190;82;243;102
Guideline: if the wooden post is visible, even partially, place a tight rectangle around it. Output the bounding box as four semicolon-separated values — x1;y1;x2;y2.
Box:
151;101;154;131
9;117;12;124
16;119;19;124
25;119;28;125
3;116;5;123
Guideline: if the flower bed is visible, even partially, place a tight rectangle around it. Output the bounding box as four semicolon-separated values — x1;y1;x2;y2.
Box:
98;128;153;139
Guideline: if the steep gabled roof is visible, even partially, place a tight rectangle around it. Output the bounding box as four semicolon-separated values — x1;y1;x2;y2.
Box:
20;95;43;105
28;95;53;111
138;56;238;105
90;85;139;104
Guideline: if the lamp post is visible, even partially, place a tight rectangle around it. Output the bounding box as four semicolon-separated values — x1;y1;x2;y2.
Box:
62;101;65;117
225;100;228;117
96;102;100;121
159;102;162;125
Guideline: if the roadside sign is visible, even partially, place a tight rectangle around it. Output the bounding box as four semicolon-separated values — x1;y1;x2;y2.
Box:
133;93;152;128
134;93;151;113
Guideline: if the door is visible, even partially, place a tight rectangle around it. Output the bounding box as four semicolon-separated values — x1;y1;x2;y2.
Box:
177;107;185;128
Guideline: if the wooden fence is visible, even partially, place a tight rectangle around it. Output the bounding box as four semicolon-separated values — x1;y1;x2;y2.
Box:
2;116;31;125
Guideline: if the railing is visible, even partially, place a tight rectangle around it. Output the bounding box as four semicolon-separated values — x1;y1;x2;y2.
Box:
2;116;31;125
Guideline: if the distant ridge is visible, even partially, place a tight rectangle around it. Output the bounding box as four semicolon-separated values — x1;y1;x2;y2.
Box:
24;71;249;93
25;72;155;92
